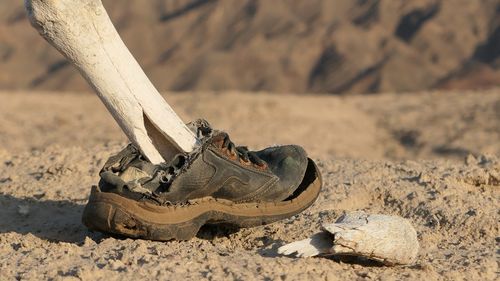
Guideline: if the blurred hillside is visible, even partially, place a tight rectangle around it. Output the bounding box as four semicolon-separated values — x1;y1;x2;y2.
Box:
0;0;498;94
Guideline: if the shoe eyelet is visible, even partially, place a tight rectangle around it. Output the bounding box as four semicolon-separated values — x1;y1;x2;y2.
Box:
240;158;252;166
254;162;268;170
228;150;238;160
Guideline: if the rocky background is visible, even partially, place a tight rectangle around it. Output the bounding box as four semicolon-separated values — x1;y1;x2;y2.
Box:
1;0;499;94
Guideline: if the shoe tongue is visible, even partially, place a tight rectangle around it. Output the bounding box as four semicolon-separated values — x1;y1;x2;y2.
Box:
186;119;231;149
187;119;213;139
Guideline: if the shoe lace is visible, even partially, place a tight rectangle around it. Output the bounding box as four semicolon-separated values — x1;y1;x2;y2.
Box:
221;133;266;167
190;119;267;168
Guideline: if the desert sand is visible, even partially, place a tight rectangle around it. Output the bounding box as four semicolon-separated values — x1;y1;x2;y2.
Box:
0;90;498;280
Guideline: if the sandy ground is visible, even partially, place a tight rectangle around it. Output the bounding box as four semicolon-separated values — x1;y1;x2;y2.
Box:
0;90;498;280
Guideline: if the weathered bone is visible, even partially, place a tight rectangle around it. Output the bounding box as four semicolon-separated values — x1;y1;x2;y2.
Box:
278;211;419;265
25;0;199;164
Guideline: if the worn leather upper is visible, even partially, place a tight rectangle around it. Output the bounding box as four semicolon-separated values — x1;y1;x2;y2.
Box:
98;121;309;204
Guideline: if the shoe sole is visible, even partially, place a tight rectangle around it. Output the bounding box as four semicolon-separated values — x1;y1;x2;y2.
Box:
82;158;322;241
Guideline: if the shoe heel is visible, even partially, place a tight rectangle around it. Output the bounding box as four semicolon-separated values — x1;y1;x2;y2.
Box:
82;191;207;241
82;199;149;238
82;200;113;234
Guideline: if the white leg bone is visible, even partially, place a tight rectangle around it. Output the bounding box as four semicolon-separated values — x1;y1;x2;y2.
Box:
25;0;199;164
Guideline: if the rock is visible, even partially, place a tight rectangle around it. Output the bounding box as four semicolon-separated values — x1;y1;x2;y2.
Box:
0;0;498;94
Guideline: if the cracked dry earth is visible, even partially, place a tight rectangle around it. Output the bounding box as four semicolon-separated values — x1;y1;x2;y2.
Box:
0;90;499;280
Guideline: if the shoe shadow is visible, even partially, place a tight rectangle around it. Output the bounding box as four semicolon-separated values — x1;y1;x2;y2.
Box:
0;194;97;244
196;223;241;240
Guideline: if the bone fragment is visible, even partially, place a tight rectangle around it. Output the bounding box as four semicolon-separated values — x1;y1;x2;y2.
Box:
278;211;419;265
25;0;199;164
278;232;334;258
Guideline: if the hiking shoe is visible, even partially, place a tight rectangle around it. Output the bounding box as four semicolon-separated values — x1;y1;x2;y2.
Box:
82;119;322;240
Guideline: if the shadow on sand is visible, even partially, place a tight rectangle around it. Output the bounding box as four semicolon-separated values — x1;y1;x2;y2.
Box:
0;194;247;244
0;194;99;244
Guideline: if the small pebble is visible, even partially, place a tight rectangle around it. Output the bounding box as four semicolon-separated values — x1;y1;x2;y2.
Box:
17;205;30;216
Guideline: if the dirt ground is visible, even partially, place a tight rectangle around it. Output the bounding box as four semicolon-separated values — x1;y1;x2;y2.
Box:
0;90;498;280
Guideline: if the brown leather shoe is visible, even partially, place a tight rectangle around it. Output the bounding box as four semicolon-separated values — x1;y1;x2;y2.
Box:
82;119;322;240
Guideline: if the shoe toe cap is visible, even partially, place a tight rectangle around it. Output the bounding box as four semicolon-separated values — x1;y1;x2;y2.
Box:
256;145;308;201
